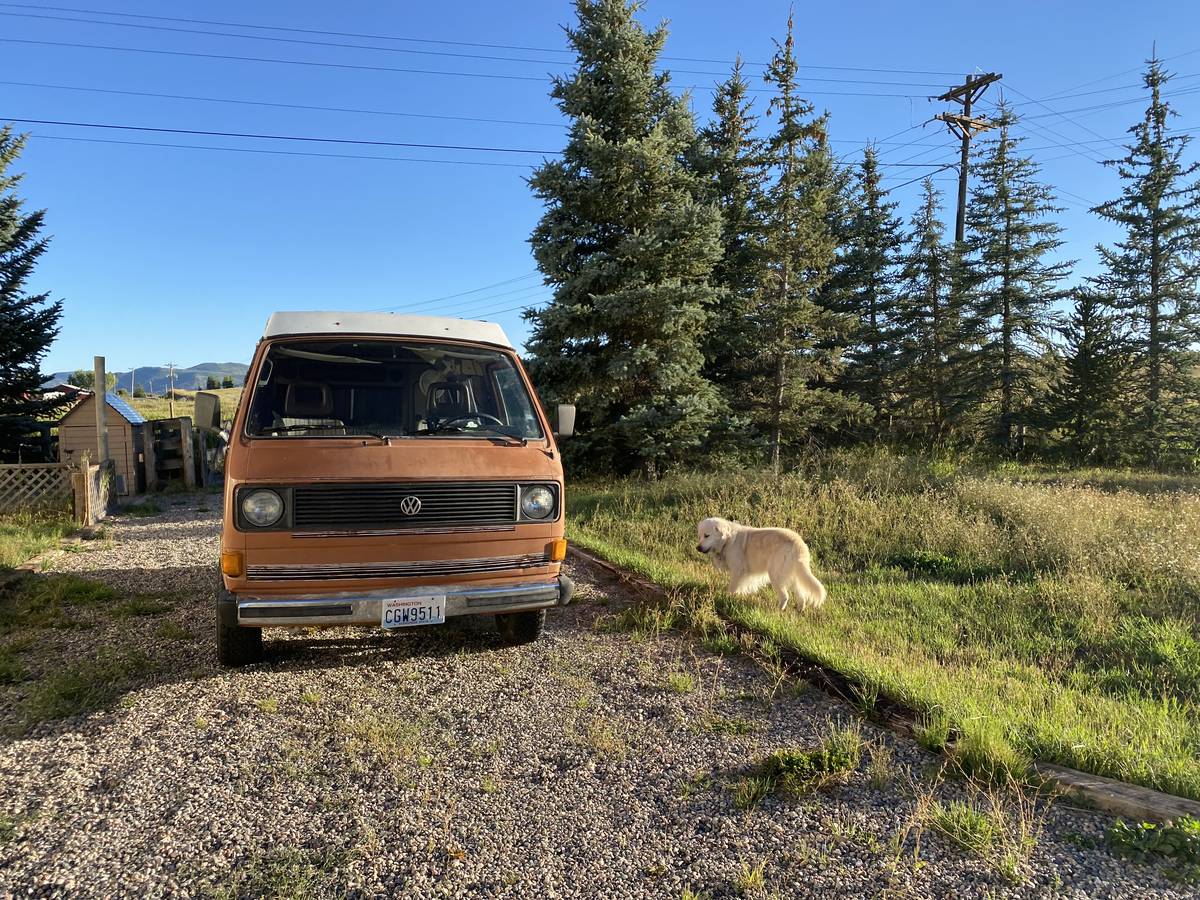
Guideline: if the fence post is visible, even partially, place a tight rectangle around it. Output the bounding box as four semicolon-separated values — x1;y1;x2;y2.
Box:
179;418;196;489
141;422;158;492
94;356;109;464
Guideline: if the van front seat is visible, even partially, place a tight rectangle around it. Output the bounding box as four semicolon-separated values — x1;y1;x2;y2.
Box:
275;383;346;434
426;381;470;428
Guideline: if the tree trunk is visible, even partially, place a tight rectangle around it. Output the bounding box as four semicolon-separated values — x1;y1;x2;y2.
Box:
771;352;785;475
1148;223;1162;467
1001;232;1014;453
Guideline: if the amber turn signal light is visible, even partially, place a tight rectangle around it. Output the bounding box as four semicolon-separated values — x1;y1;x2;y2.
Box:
220;550;245;578
548;539;567;562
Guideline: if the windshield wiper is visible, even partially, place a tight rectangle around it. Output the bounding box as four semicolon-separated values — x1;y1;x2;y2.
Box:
258;424;390;443
424;423;527;445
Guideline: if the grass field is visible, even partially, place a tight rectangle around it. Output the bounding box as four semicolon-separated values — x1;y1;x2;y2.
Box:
126;387;242;422
568;450;1200;799
0;514;75;570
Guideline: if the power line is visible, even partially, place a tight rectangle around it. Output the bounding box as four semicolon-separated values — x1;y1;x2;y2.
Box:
0;37;553;82
0;10;592;68
4;79;972;145
3;116;562;155
1019;89;1200;120
0;10;953;88
1001;112;1108;164
27;133;538;168
470;297;551;320
1003;83;1126;152
1003;72;1200;106
422;285;552;317
0;80;566;128
0;2;966;75
1039;45;1200;100
0;38;934;98
882;164;957;190
367;273;542;312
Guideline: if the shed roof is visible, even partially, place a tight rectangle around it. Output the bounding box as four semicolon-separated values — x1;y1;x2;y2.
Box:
61;391;146;425
262;311;513;349
105;392;147;424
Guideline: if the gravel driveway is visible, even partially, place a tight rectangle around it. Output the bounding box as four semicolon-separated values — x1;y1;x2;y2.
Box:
0;498;1190;899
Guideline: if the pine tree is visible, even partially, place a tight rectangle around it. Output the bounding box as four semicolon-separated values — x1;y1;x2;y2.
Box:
963;103;1072;451
0;126;65;462
524;0;724;474
823;146;905;430
894;179;967;439
1045;289;1128;462
1092;56;1200;467
751;14;855;470
693;58;766;397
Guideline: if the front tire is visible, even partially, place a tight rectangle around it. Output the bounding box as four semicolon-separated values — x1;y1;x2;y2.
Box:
217;589;263;666
495;609;545;645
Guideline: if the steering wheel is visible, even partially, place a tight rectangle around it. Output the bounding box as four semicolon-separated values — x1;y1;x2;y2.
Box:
439;412;507;429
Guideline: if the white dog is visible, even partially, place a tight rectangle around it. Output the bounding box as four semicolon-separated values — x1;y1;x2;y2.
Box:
696;517;826;611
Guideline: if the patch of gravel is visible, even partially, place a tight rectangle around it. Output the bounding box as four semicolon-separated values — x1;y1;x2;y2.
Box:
0;498;1192;898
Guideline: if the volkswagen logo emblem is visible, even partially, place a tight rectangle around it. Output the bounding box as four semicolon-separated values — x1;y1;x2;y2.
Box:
399;495;422;516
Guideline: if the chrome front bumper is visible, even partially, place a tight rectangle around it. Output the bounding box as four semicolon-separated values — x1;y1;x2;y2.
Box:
231;575;574;628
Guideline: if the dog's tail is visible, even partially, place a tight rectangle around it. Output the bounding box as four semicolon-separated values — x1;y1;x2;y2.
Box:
791;563;827;609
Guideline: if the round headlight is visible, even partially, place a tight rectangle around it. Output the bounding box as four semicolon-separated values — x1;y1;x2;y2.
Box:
241;489;284;527
521;485;555;519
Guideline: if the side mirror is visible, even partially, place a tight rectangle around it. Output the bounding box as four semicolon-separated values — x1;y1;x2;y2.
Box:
194;391;221;432
555;403;576;438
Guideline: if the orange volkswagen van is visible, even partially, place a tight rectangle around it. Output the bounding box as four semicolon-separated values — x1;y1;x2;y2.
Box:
204;312;575;666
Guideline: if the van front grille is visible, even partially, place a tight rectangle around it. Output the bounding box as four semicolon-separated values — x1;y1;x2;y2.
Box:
245;553;549;581
292;481;517;531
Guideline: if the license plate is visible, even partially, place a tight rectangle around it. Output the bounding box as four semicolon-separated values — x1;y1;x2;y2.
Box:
381;595;446;628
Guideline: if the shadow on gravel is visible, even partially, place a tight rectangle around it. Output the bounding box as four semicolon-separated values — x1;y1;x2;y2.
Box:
1;560;592;742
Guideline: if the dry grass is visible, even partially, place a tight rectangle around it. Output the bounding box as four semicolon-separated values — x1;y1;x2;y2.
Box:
127;387;242;422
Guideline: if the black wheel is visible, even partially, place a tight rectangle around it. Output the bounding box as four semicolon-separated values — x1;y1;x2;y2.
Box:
495;609;545;645
216;589;263;666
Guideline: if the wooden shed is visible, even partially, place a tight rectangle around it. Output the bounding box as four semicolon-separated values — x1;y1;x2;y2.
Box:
58;392;147;496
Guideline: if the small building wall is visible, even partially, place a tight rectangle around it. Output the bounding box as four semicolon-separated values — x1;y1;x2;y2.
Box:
57;394;138;495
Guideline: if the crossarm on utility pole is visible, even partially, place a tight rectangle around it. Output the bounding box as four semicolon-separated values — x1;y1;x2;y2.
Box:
932;72;1002;244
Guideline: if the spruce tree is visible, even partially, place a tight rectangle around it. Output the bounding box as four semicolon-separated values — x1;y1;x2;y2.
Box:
751;14;853;470
964;103;1072;451
525;0;724;473
0;126;65;462
894;179;967;439
1045;289;1127;462
694;58;766;398
824;146;905;431
1092;56;1200;467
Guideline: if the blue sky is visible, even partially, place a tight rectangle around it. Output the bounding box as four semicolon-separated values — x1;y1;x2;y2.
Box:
7;0;1199;374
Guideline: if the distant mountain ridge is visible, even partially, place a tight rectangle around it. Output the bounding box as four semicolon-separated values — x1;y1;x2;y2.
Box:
43;362;249;393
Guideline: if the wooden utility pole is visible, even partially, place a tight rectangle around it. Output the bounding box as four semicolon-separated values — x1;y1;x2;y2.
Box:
934;72;1002;244
166;362;176;418
93;355;109;463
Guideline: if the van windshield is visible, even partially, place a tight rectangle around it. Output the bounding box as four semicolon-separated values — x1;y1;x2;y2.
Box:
245;339;544;440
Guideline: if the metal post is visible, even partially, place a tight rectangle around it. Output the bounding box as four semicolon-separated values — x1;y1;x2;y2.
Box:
93;355;109;463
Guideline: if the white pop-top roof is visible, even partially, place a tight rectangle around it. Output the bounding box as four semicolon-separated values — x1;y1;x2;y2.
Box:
262;311;513;349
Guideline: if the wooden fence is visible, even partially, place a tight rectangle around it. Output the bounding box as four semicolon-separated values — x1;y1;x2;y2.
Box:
0;459;115;525
0;463;74;515
72;459;116;526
